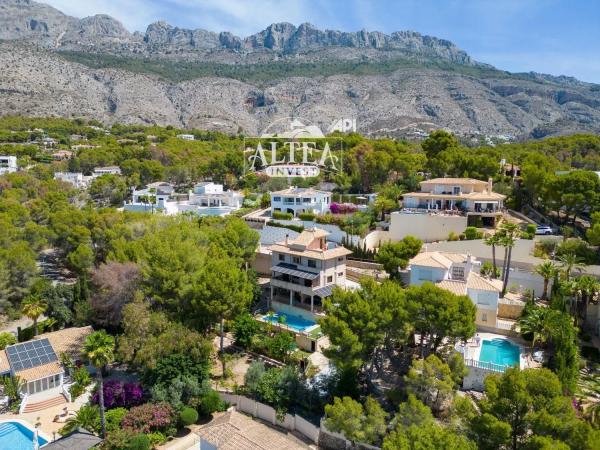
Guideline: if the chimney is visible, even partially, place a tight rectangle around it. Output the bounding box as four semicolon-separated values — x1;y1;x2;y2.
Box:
285;234;289;245
465;253;473;277
487;177;493;193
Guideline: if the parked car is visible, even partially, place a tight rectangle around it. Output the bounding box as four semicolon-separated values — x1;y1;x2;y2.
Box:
535;225;554;235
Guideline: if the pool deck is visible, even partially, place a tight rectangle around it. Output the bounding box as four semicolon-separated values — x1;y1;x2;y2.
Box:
460;332;537;370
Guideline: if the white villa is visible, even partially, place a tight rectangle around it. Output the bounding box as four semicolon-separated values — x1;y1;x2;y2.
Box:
0;156;17;175
403;178;506;226
408;251;503;328
124;182;175;212
176;134;195;141
188;182;244;209
271;187;332;217
0;327;92;411
54;172;88;189
93;166;121;176
269;228;352;317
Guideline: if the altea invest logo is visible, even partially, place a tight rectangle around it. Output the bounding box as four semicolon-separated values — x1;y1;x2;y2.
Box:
244;117;355;178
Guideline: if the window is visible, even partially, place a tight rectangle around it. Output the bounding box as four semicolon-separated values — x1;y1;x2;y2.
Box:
278;254;285;261
307;259;316;268
337;257;344;262
292;256;301;264
302;197;312;203
453;186;461;195
451;266;465;280
273;196;281;202
327;276;333;283
481;312;488;322
338;272;343;277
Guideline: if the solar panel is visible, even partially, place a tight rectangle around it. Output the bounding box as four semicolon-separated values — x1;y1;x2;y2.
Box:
5;338;58;372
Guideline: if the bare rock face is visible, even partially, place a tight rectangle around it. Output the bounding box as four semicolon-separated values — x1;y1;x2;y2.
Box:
0;0;599;139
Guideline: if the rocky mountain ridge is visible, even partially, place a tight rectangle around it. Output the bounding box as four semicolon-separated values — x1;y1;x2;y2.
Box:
1;0;599;140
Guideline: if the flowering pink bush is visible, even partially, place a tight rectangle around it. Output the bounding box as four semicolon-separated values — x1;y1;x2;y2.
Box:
122;402;175;434
330;202;358;215
92;380;144;409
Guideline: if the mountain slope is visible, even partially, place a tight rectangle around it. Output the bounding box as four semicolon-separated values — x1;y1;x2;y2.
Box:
0;0;599;139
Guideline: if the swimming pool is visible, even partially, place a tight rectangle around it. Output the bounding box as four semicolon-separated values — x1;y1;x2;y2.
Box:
479;338;520;368
261;312;316;332
196;207;234;217
0;421;48;449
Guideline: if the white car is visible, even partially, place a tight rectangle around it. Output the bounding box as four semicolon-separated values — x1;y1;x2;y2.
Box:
535;225;554;235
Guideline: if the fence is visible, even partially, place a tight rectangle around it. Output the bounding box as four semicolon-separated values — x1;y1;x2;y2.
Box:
217;391;320;444
464;358;507;373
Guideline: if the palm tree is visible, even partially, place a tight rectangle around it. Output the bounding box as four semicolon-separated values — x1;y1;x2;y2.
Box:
83;331;115;438
571;275;600;324
558;252;585;281
484;233;501;277
61;404;100;436
21;296;47;336
577;372;600;427
516;306;548;349
534;260;558;300
499;223;520;296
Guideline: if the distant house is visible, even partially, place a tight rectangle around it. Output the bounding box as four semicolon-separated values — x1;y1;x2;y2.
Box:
408;251;502;328
0;327;93;408
176;134;195;141
270;187;332;217
52;150;74;160
124;182;175;212
54;172;88;189
93;166;121;176
188;182;244;209
402;177;506;226
69;134;86;142
0;156;17;175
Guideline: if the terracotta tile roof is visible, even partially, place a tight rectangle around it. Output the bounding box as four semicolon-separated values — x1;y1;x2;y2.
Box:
467;272;503;292
403;191;506;201
290;228;329;247
15;361;63;382
436;279;468;296
0;350;10;373
269;244;352;260
34;326;93;360
196;410;309;450
410;251;468;269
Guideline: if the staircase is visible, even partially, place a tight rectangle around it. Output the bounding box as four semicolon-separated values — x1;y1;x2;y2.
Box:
23;395;66;413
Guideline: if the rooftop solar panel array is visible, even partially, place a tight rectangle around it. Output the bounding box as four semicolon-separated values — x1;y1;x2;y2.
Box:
5;338;58;372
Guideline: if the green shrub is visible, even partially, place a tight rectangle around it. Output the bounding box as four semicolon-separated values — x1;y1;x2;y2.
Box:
268;221;304;233
447;231;459;241
105;407;128;433
298;212;315;221
199;389;226;417
146;432;167;447
0;332;16;350
464;227;480;240
180;406;199;426
233;313;261;348
272;211;293;220
526;223;537;235
556;238;598;264
127;434;151;450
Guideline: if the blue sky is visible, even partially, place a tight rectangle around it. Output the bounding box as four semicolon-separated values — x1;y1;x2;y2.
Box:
45;0;600;83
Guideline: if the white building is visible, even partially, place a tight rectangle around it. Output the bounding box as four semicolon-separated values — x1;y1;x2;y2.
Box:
408;251;503;328
269;228;352;318
0;156;17;175
54;172;88;189
403;178;506;226
93;166;121;176
176;134;195;141
188;182;244;208
124;182;175;212
271;187;332;217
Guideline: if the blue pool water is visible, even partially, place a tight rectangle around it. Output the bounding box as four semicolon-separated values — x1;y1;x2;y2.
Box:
0;421;48;450
479;338;520;367
196;207;233;217
262;313;316;332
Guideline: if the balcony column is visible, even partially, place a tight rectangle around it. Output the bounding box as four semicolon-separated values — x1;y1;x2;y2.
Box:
289;289;293;306
310;295;314;312
269;285;273;309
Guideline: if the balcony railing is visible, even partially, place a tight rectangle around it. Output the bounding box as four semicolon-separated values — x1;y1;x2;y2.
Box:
464;358;508;373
